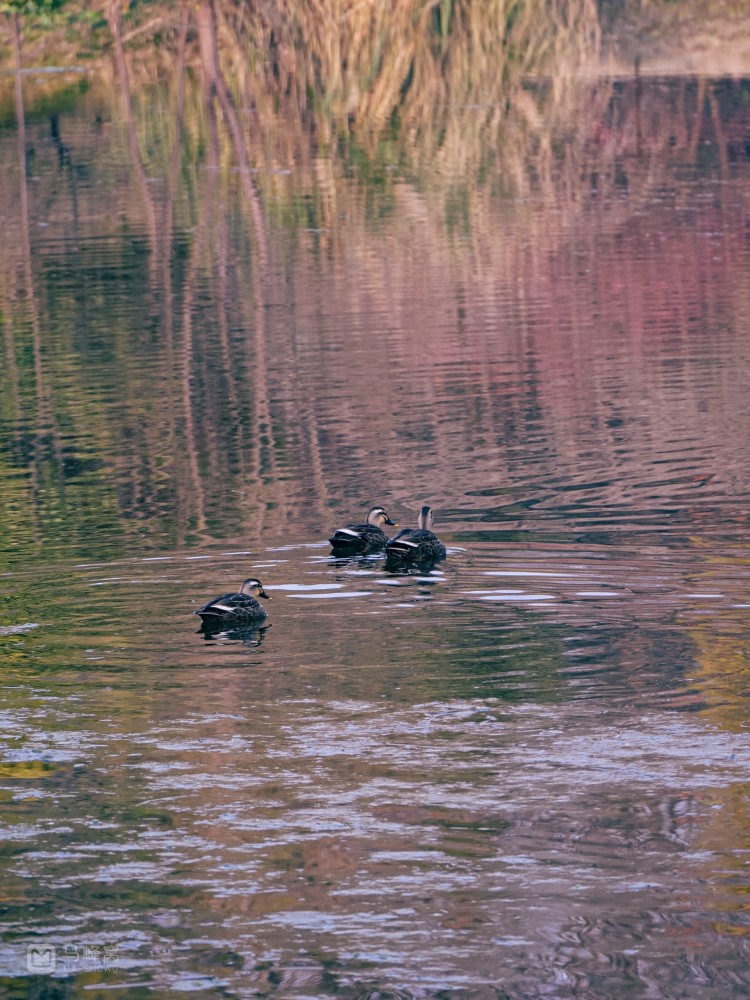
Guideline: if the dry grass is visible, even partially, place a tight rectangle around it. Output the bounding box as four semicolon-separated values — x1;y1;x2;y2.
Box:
1;0;601;174
213;0;600;169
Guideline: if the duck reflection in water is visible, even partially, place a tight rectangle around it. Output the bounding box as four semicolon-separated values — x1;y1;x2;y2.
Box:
328;505;397;556
384;505;447;575
198;622;271;646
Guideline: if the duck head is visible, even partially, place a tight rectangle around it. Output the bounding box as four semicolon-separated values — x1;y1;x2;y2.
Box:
417;505;435;530
366;506;397;527
239;578;271;600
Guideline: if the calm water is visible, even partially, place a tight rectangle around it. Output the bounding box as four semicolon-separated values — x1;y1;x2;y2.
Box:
1;33;750;1000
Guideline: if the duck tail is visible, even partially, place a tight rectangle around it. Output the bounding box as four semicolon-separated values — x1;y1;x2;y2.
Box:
329;528;364;550
385;538;419;555
195;600;235;619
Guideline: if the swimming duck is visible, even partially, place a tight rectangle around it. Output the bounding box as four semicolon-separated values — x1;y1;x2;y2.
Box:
329;505;397;555
384;505;447;571
195;578;270;626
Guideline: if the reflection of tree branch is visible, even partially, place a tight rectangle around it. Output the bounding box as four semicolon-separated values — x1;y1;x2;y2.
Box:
179;221;208;538
688;77;706;164
707;87;729;181
197;0;281;532
201;63;235;491
12;12;62;493
107;0;158;277
50;114;80;240
161;7;189;466
164;7;189;248
196;0;267;269
2;307;21;431
147;4;207;542
14;13;41;423
212;147;244;475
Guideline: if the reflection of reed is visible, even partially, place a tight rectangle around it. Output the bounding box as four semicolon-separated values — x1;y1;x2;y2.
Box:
178;140;211;538
211;152;243;473
17;0;600;204
199;16;247;510
196;0;277;531
11;13;63;517
196;1;267;267
2;13;750;556
1;309;20;426
107;0;158;277
13;13;42;432
159;7;189;470
3;22;23;434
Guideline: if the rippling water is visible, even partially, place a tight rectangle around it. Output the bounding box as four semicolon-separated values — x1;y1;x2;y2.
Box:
1;31;750;1000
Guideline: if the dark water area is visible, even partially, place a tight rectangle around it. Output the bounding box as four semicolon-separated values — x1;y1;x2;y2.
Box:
1;31;750;1000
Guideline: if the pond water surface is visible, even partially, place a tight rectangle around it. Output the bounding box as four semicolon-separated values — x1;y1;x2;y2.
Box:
1;44;750;1000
